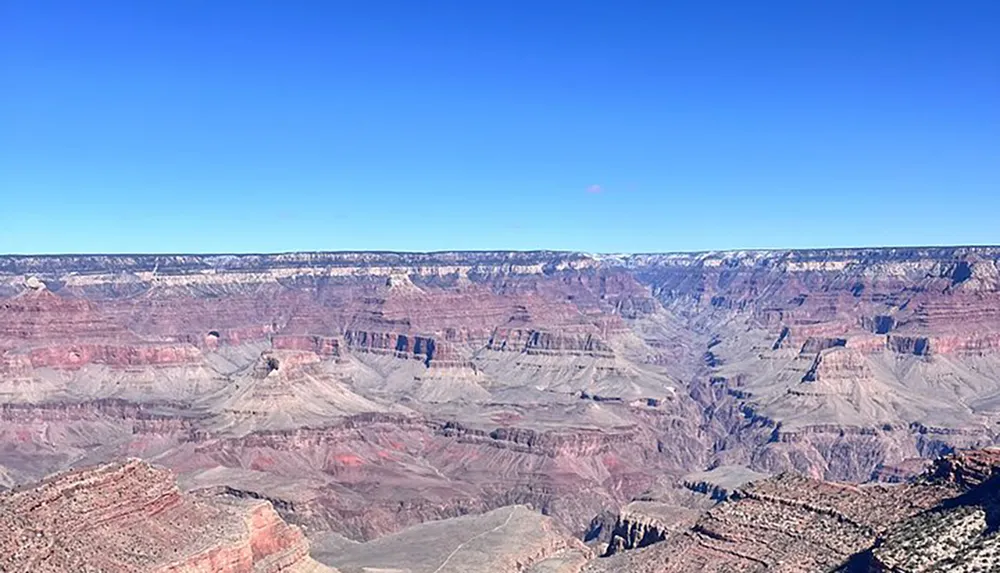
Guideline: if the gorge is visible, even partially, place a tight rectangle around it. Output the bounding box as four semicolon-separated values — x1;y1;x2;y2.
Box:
1;247;999;571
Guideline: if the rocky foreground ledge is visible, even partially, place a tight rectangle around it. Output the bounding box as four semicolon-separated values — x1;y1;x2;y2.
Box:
0;459;590;573
585;448;1000;572
0;459;335;573
5;449;1000;572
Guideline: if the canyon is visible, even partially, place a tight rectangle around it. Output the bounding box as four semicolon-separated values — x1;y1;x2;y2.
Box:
1;247;999;571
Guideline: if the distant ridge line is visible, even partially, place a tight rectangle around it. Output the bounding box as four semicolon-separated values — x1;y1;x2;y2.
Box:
0;245;998;277
2;244;999;259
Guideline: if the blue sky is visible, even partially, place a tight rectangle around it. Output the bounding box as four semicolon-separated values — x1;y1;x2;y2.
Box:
1;1;998;254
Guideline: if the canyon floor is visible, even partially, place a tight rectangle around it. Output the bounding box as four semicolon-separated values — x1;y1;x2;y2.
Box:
1;248;999;571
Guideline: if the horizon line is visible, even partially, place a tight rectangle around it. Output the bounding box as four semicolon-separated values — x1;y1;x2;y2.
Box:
2;243;999;259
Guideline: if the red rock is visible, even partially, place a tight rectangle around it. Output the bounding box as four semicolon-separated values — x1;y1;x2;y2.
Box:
272;335;343;358
26;342;203;369
0;459;336;572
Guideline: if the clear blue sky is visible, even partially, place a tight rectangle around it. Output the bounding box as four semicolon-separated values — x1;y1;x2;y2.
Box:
2;1;998;254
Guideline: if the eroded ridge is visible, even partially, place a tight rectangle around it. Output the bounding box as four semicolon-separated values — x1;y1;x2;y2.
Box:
0;459;335;573
866;449;1000;572
586;470;960;572
583;449;1000;572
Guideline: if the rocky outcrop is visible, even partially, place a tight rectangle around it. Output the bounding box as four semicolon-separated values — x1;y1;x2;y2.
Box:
867;504;1000;572
887;335;932;356
271;335;343;358
585;470;961;572
486;327;615;358
923;447;1000;488
344;329;436;365
602;503;673;555
0;459;335;572
585;448;1000;572
438;422;641;458
800;336;848;353
15;450;1000;573
859;449;1000;572
681;465;767;500
342;329;469;367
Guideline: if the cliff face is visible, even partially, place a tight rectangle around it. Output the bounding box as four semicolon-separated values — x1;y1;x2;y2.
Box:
585;461;967;572
1;248;1000;559
486;327;615;358
584;448;1000;573
165;408;703;541
602;502;684;556
862;453;1000;573
923;448;1000;488
0;459;335;573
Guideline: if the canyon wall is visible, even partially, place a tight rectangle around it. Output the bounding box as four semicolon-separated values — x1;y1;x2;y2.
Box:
0;248;998;559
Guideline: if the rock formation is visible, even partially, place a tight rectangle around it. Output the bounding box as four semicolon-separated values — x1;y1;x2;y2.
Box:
862;448;1000;572
586;448;1000;572
9;448;1000;572
0;459;334;573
